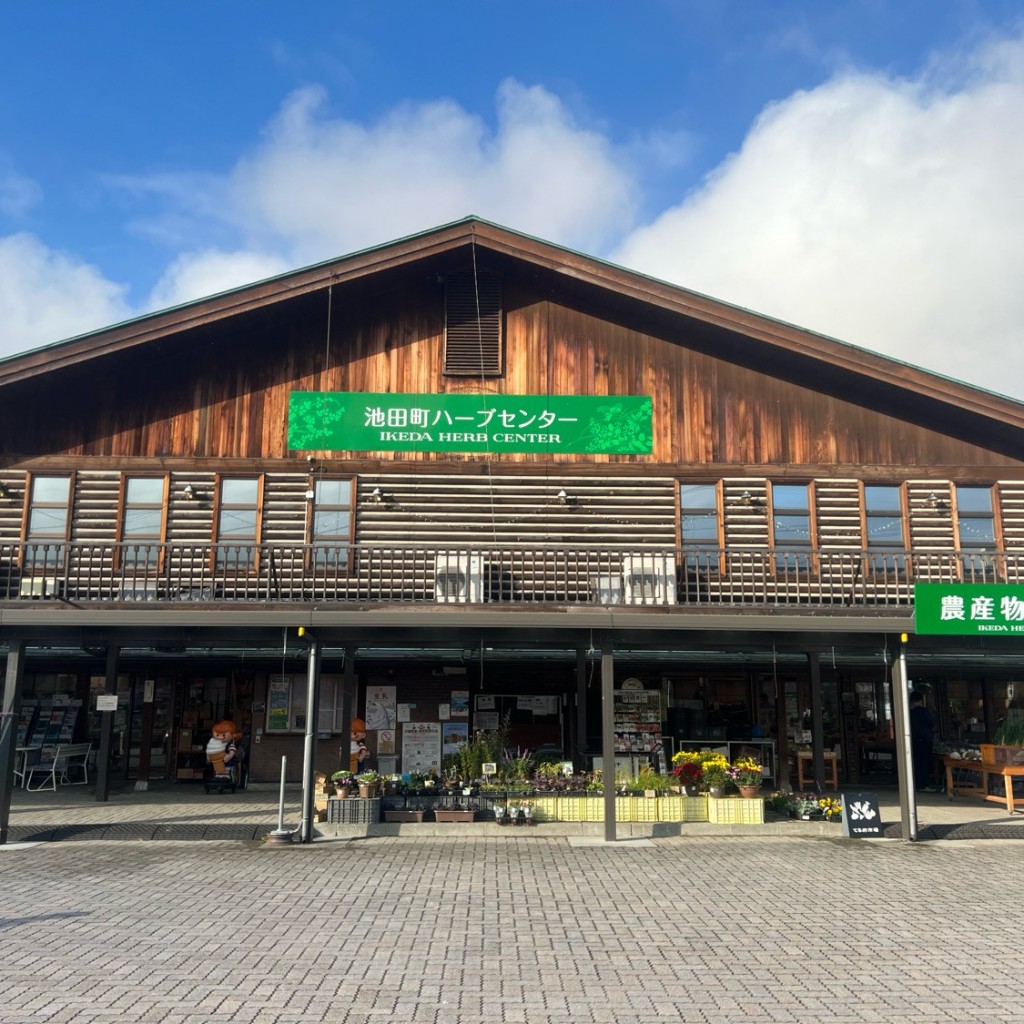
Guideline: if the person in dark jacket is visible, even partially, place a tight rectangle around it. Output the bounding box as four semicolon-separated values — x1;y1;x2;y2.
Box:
909;691;936;791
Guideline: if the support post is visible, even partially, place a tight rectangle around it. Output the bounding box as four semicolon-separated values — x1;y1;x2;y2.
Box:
601;644;616;843
0;639;26;845
299;633;322;844
575;647;588;773
96;646;119;802
340;645;356;774
808;651;825;790
892;635;918;841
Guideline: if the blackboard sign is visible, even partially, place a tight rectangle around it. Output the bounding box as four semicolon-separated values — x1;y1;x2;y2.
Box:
841;792;884;838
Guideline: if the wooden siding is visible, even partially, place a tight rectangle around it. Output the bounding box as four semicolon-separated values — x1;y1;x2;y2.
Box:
0;269;1021;470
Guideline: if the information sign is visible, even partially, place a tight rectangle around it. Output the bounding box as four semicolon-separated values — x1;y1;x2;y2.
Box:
841;792;884;838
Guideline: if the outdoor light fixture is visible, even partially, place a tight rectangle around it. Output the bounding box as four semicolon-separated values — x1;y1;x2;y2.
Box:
182;484;198;501
926;492;948;512
369;487;384;503
304;488;316;501
0;481;11;500
557;489;569;505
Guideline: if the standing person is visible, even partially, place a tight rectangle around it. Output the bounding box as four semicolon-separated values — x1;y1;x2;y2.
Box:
909;691;936;791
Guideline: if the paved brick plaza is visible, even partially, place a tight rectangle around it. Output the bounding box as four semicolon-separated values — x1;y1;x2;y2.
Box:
1;834;1021;1023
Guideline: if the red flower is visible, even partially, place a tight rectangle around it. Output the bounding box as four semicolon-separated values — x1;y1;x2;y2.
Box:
671;762;702;784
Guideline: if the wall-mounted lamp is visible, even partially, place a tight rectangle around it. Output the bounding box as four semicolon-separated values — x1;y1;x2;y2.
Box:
557;489;569;505
368;487;384;503
0;481;12;500
182;484;200;502
304;488;316;501
926;491;948;511
738;490;764;508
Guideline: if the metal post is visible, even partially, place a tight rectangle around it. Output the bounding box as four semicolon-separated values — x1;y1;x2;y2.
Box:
96;646;119;802
892;634;918;841
0;639;26;845
340;645;355;774
265;755;294;847
300;633;321;844
601;644;616;843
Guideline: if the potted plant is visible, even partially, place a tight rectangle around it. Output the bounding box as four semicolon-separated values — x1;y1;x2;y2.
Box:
356;770;381;799
728;756;763;798
699;753;730;796
671;759;702;796
330;770;355;797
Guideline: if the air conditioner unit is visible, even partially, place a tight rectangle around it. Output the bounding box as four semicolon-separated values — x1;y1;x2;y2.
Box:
434;553;483;604
621;553;677;606
19;576;62;598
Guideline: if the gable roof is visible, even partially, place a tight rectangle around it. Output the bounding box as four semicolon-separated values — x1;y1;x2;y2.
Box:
2;215;1023;438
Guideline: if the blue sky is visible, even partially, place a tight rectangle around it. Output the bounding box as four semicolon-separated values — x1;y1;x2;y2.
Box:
2;1;1024;396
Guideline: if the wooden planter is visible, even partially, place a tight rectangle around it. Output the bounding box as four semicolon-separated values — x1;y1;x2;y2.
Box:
433;809;476;823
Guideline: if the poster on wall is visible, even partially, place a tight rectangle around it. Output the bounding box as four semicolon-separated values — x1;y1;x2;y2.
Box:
268;676;290;731
398;703;412;723
450;691;470;717
377;729;395;755
402;722;441;774
442;722;469;757
476;694;495;710
365;685;397;731
475;712;499;731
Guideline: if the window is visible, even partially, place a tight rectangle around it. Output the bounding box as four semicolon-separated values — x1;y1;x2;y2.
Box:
864;484;906;574
679;482;720;572
24;474;72;568
771;483;813;571
311;478;354;567
119;476;167;569
265;674;344;733
215;477;262;569
955;485;998;580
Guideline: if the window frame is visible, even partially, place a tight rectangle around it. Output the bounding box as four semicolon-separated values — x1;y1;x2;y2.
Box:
677;480;723;576
861;482;909;578
21;471;75;571
952;483;1002;581
115;474;169;573
265;673;345;733
306;476;356;573
768;480;816;574
212;475;264;573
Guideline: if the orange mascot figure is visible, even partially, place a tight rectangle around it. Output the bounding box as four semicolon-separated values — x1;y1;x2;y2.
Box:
207;720;242;779
350;718;369;774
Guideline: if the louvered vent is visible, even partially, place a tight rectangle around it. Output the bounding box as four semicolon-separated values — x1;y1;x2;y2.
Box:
444;272;503;376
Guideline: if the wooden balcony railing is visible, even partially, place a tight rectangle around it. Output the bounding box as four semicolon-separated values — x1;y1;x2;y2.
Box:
0;543;1015;609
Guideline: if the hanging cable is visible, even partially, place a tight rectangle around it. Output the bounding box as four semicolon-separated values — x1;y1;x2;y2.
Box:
471;241;500;546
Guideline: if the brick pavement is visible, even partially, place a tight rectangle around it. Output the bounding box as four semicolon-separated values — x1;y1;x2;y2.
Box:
1;834;1022;1023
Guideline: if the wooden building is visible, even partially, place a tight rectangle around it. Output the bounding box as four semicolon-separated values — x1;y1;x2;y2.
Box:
2;216;1024;812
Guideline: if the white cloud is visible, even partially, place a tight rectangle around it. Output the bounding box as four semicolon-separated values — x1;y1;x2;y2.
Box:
182;79;638;263
148;249;293;310
615;33;1024;399
0;160;42;218
0;233;133;358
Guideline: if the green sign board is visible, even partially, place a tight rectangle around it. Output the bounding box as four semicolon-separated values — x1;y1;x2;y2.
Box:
914;583;1024;635
288;392;653;454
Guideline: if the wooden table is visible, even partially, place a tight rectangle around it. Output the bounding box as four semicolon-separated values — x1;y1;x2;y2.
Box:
944;758;1024;814
796;751;839;790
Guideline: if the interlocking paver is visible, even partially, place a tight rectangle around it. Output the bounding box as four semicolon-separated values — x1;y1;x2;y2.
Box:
1;834;1023;1023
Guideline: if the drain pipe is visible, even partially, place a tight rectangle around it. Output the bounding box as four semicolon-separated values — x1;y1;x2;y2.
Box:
265;756;294;847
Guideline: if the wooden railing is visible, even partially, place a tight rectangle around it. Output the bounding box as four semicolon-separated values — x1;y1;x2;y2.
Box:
0;543;1015;608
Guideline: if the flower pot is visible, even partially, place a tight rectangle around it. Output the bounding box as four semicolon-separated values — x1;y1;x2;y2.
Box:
336;786;352;799
358;782;380;799
738;785;760;799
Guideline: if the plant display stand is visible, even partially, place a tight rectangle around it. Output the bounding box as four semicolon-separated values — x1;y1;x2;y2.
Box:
657;795;709;822
327;798;381;824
